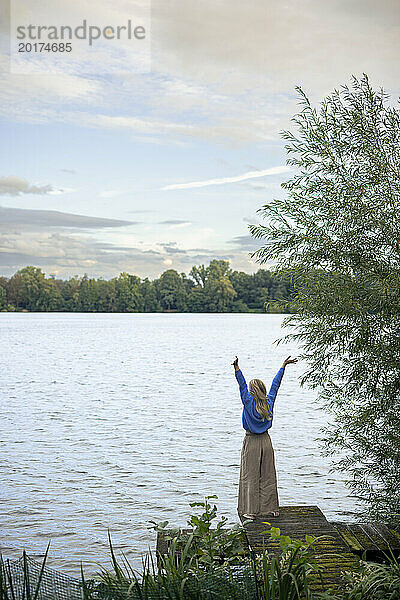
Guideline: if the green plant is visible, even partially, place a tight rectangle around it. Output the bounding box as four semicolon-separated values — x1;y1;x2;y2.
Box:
149;495;249;567
86;530;256;600
0;543;50;600
254;524;323;600
341;546;400;600
187;495;249;565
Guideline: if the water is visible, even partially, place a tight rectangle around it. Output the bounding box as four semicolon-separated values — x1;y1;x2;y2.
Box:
0;313;361;577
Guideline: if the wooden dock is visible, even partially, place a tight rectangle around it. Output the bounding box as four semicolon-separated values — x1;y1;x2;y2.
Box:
156;506;400;594
241;506;359;592
331;520;400;558
241;506;361;593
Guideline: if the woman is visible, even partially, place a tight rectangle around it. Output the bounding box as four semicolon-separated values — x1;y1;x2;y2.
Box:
232;354;297;520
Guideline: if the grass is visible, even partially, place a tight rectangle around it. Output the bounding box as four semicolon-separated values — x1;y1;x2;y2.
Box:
2;496;400;600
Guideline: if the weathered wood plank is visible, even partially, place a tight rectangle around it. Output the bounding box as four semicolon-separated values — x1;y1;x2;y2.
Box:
331;521;400;554
240;506;360;593
156;507;400;594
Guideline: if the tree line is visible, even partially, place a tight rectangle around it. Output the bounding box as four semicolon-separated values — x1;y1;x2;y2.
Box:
0;260;294;313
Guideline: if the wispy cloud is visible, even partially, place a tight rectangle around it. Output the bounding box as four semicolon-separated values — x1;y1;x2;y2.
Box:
161;166;290;190
0;206;136;228
159;219;192;227
0;176;54;196
243;216;256;224
229;234;261;251
60;169;77;174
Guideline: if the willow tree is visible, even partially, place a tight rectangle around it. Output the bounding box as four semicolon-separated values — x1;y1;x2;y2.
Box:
250;75;400;523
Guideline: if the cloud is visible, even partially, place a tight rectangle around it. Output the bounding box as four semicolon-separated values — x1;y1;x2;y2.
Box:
0;206;136;228
0;216;260;279
0;229;165;276
0;55;101;118
250;181;282;191
3;1;400;278
96;114;272;145
0;226;239;279
162;243;187;254
229;234;261;252
80;112;207;145
1;1;400;150
81;111;276;145
152;0;400;96
158;220;192;226
48;187;76;195
161;166;290;190
0;176;54;196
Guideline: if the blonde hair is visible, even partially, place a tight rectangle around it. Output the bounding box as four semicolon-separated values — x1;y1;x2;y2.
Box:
249;378;272;421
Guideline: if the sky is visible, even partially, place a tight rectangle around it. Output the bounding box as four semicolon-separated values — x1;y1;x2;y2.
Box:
1;0;400;279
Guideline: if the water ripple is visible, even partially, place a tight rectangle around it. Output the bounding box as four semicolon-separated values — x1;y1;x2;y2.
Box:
1;313;361;577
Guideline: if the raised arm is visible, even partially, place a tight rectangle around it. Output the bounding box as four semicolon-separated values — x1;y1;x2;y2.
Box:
267;368;284;403
232;356;253;409
268;355;298;404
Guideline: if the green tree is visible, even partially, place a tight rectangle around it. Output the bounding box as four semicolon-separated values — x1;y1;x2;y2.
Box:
252;269;273;311
157;269;187;311
79;274;99;312
230;271;253;310
114;272;143;312
204;260;236;312
0;285;6;310
232;298;249;312
7;272;24;309
41;279;62;311
188;260;236;312
0;263;296;314
187;285;207;312
62;277;81;311
206;275;236;312
140;278;160;312
266;273;293;313
180;272;195;296
96;279;117;312
187;264;209;311
189;264;208;288
8;266;47;311
250;75;400;522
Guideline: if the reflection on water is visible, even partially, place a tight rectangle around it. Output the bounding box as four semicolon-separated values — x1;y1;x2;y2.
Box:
0;313;361;576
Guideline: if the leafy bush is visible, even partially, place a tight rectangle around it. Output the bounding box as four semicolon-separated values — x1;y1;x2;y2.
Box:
90;500;323;599
341;548;400;600
81;530;256;600
149;495;249;567
254;524;323;600
8;496;391;599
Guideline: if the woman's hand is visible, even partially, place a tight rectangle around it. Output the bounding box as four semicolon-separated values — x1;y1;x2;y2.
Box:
232;355;239;370
282;355;298;368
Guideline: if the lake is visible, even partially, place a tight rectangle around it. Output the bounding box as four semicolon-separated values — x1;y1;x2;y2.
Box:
0;313;361;577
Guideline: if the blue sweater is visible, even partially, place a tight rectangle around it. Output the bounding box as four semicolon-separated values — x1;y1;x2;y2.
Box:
235;367;285;433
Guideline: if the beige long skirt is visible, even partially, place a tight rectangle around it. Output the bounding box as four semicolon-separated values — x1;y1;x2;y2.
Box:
237;430;279;517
